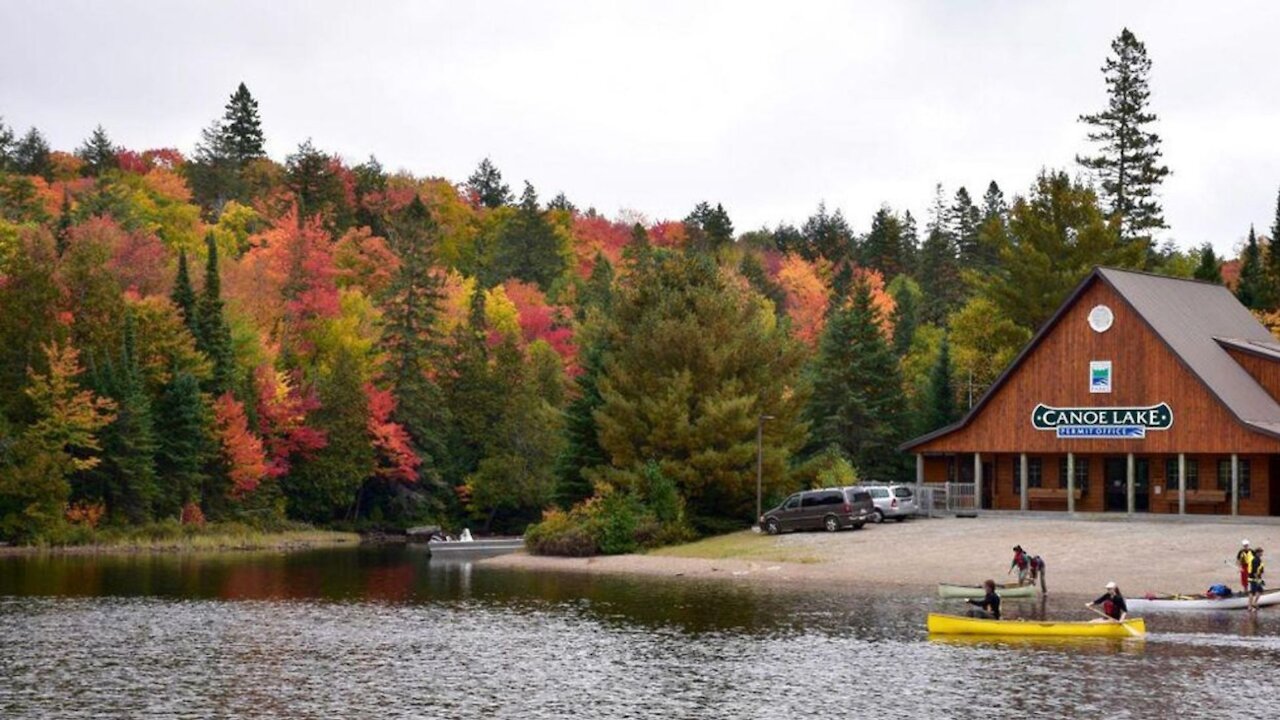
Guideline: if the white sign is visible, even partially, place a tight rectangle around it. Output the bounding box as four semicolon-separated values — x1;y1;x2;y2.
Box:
1088;305;1114;333
1090;361;1112;394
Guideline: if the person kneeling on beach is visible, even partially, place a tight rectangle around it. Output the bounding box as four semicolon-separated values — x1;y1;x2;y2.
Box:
1087;581;1128;622
1248;548;1266;612
966;579;1001;619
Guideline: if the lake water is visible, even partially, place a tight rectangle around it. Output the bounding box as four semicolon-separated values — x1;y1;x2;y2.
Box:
1;546;1277;719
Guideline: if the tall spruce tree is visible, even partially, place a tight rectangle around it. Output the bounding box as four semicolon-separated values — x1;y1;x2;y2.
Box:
804;274;904;480
1236;226;1270;310
153;368;209;517
685;201;735;254
889;278;919;358
466;158;512;209
1192;243;1222;284
1077;28;1171;248
195;233;235;395
917;185;963;324
220;83;266;165
76;125;118;176
900;210;919;273
1267;187;1280;301
171;248;197;331
14;127;52;180
0;117;14;171
800;202;854;264
94;311;159;523
489;182;566;289
922;334;958;433
982;181;1007;221
860;206;905;278
55;192;72;257
951;187;982;272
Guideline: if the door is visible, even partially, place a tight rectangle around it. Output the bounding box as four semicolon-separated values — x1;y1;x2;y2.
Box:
1134;458;1150;512
1104;457;1127;511
778;494;802;529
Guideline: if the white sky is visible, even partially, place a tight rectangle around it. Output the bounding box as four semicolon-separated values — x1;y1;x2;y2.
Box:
2;1;1278;256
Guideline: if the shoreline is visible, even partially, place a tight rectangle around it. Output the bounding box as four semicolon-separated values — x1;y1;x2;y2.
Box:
486;515;1276;598
0;529;361;556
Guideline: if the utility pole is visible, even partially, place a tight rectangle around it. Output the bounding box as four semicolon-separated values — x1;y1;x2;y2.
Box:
756;414;775;529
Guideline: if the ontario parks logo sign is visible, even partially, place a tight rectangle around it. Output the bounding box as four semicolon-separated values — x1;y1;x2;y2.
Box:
1031;403;1173;439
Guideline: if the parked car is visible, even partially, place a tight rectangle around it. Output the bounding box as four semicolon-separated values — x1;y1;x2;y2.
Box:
859;484;917;522
760;487;876;535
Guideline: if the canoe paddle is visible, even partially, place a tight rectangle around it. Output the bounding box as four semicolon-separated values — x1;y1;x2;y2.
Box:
1085;604;1140;636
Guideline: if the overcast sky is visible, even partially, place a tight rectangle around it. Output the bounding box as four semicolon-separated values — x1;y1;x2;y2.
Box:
3;1;1278;255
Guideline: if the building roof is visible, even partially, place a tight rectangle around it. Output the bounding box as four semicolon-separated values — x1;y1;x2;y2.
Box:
902;267;1280;450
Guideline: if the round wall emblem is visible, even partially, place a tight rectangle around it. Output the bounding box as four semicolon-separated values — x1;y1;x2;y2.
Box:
1087;304;1114;333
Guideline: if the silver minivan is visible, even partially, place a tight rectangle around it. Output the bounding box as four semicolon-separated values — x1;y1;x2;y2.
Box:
760;487;876;534
860;484;917;522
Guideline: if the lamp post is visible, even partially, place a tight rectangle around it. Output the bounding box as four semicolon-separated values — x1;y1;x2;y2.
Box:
756;414;775;530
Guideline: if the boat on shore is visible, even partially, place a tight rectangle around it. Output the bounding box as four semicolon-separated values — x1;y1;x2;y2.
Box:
926;612;1145;638
937;582;1036;599
1127;588;1280;612
426;537;525;555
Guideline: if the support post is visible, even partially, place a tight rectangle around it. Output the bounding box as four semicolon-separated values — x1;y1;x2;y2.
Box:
974;453;983;511
1020;453;1028;512
1178;453;1186;516
1066;453;1075;515
916;455;924;517
1126;453;1135;515
1231;453;1239;516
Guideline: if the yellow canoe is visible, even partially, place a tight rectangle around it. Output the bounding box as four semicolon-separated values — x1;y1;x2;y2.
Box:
927;612;1145;638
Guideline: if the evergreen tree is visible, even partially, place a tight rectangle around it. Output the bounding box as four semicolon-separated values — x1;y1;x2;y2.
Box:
1077;28;1171;248
14;127;51;180
1236;226;1270;310
684;202;735;254
900;210;919;273
860;206;905;277
171;248;197;331
555;338;607;509
804;275;904;480
981;181;1007;221
220;82;266;164
285;139;347;225
441;287;500;488
195;233;235;395
352;155;388;233
547;192;576;213
1192;243;1222;283
889;277;919;358
800;202;854;264
489;182;566;289
153;368;210;517
55;192;72;257
917;185;963;324
0;117;14;171
466;157;511;209
93;311;159;523
579;252;617;320
951;187;983;271
771;222;805;256
75;125;118;176
1267;187;1280;299
922;334;958;433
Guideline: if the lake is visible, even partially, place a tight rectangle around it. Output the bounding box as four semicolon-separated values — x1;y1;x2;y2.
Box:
1;546;1277;718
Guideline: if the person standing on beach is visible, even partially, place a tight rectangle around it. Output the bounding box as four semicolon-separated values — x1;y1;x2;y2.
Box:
1087;581;1128;621
1248;548;1266;612
1238;540;1255;594
1008;545;1029;585
966;579;1001;619
1028;554;1047;593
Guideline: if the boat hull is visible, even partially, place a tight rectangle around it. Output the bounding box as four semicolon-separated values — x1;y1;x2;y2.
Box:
926;613;1145;638
427;538;525;554
938;582;1036;599
1127;588;1280;611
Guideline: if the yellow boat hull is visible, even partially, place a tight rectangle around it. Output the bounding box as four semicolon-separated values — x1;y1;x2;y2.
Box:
927;612;1145;638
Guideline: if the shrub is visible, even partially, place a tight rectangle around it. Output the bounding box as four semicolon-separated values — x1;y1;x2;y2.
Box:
592;489;643;555
525;508;598;556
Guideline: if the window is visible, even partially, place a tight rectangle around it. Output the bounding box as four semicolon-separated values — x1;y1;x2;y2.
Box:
893;487;914;498
1013;457;1043;494
1165;458;1199;491
1057;458;1090;494
801;493;821;508
1216;459;1251;498
867;488;889;499
821;491;843;505
783;495;800;510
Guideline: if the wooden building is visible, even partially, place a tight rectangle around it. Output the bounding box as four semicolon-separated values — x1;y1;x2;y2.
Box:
903;267;1280;516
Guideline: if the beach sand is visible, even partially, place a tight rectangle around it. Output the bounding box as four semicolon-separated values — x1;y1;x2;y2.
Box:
486;515;1276;598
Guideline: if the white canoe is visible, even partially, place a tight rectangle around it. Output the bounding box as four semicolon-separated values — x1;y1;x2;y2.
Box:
427;537;525;554
938;582;1036;599
1127;588;1280;611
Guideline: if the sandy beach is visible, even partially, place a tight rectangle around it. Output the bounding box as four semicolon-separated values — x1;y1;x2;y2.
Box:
487;515;1278;598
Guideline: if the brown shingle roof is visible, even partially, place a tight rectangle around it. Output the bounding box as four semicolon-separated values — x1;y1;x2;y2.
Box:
902;266;1280;451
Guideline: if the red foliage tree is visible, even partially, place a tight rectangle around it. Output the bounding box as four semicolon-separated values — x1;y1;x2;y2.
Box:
254;365;327;478
365;384;420;483
213;393;268;497
502;279;576;368
571;215;631;277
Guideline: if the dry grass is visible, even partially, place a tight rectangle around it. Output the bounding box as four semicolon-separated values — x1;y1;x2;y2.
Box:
3;527;360;554
648;530;823;564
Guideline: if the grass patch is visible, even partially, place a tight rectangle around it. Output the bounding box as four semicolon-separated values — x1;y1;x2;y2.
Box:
8;522;359;554
647;530;828;564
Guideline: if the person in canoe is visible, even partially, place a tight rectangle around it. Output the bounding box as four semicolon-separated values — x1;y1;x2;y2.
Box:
1008;545;1030;585
965;579;1001;619
1086;581;1128;622
1238;540;1255;594
1248;547;1266;612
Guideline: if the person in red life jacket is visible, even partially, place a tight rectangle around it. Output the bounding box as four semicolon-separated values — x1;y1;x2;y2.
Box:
1086;581;1128;621
1248;547;1266;613
1028;554;1047;593
965;579;1001;619
1008;545;1030;585
1238;539;1255;594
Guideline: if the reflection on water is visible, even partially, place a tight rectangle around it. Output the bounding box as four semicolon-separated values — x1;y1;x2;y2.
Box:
1;547;1278;718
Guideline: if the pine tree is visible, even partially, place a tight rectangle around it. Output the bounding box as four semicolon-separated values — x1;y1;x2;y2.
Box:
441;286;500;487
804;275;905;479
1267;187;1280;300
982;181;1007;221
154;368;210;517
195;233;235;395
55;192;72;257
14;127;52;180
171;248;197;331
1188;243;1219;283
466;158;512;209
94;310;159;523
685;202;735;254
800;202;854;264
890;279;919;357
547;192;576;213
922;334;958;433
860;206;905;278
555;340;606;508
1236;226;1270;310
917;185;963;325
1077;28;1171;248
220;82;266;165
900;210;919;273
75;125;118;176
285;139;347;225
489;182;566;289
0;117;14;171
951;187;983;272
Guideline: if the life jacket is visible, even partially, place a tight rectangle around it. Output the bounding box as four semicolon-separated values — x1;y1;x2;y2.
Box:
1102;599;1116;618
1250;556;1266;581
1013;551;1027;569
1239;548;1254;569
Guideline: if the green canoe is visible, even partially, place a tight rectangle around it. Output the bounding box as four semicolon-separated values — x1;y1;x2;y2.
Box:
938;582;1036;599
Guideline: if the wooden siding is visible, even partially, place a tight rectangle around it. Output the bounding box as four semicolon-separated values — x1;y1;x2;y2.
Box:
1225;348;1280;403
915;280;1280;455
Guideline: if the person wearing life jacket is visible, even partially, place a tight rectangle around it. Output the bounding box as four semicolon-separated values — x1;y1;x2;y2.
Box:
1087;581;1128;621
1008;545;1030;585
966;579;1001;620
1248;547;1266;612
1238;540;1255;594
1028;554;1047;593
